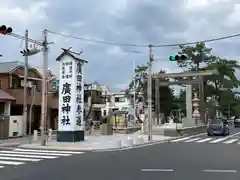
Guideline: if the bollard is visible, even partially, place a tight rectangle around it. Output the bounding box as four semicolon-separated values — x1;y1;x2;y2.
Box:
122;136;133;147
33;130;38;142
113;139;121;149
48;129;52;141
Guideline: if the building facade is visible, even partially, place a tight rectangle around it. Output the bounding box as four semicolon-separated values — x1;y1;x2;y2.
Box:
0;61;58;137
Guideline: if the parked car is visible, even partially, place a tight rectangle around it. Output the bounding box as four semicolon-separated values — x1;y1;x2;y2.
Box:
234;117;240;127
207;118;230;136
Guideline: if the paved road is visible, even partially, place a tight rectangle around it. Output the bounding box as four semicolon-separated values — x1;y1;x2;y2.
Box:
1;135;240;179
170;126;240;145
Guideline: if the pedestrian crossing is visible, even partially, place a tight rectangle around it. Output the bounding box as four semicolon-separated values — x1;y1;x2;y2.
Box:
170;136;240;145
0;148;85;169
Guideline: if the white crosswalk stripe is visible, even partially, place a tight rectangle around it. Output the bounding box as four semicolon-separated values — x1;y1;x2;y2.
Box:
196;138;213;143
185;137;202;142
0;148;86;169
171;137;191;142
170;137;240;145
209;137;227;143
223;139;238;144
13;148;84;154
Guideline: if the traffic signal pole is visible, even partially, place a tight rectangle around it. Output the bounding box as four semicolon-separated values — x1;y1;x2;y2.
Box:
147;44;153;142
23;29;28;136
40;29;48;146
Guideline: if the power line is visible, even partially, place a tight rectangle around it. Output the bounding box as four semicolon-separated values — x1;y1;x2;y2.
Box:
46;29;240;48
47;30;148;47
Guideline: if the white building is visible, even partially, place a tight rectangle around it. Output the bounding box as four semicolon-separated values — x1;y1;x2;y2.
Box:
100;87;143;117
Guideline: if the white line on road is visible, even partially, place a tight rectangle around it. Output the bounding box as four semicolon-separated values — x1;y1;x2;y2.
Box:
171;137;191;142
210;132;240;143
0;156;41;162
0;153;57;159
0;166;4;168
209;137;227;143
0;160;24;165
203;169;237;173
0;151;71;156
196;138;212;143
141;169;174;172
184;137;201;142
223;139;238;144
13;148;85;154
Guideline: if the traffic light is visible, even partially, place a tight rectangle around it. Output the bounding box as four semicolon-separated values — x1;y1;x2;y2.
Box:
20;47;42;56
51;78;58;91
169;54;188;61
0;25;12;35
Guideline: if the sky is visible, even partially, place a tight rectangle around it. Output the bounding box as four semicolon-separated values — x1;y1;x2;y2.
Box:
0;0;240;92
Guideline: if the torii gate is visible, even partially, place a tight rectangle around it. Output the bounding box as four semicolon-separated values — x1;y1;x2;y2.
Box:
152;69;219;126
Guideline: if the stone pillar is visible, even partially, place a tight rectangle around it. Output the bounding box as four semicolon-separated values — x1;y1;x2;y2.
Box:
185;84;193;125
192;93;201;125
57;53;87;142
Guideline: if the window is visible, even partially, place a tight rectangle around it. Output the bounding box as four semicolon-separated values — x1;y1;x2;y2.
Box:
103;110;106;116
114;97;125;102
12;78;19;89
0;80;2;89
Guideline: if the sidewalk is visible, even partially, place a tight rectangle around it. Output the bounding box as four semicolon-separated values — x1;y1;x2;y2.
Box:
18;132;174;151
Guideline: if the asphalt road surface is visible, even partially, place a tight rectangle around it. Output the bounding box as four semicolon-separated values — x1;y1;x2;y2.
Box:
1;127;240;180
170;125;240;145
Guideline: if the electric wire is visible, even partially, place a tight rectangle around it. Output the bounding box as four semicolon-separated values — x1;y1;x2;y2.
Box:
46;29;240;48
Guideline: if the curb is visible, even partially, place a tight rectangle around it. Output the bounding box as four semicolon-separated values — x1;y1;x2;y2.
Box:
0;142;21;147
16;132;206;152
92;132;207;152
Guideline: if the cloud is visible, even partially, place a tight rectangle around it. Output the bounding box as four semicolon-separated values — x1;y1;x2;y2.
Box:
1;0;240;92
105;46;127;58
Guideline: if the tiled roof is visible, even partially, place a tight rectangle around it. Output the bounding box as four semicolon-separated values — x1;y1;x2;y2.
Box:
0;61;33;73
0;61;56;79
0;90;15;101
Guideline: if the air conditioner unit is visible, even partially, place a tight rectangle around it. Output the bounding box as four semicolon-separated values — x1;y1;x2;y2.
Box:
20;80;33;87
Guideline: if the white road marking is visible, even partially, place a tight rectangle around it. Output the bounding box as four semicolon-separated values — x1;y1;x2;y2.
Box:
171;137;190;142
141;169;174;172
203;169;237;173
0;153;57;159
223;139;238;144
185;138;201;142
196;138;212;143
209;137;227;143
0;151;71;156
0;160;24;165
0;166;4;168
0;156;41;162
13;148;85;154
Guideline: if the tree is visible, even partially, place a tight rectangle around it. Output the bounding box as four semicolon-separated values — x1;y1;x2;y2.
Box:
177;42;213;71
176;42;240;116
125;64;175;120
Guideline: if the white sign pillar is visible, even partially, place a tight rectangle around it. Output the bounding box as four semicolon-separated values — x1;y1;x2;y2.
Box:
56;50;87;142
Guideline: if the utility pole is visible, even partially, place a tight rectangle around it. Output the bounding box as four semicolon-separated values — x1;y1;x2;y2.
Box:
155;77;160;125
29;85;36;142
40;29;48;146
23;29;28;135
147;44;153;142
133;57;136;121
228;104;231;120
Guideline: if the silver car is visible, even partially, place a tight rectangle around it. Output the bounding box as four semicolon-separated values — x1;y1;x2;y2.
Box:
207;118;230;136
